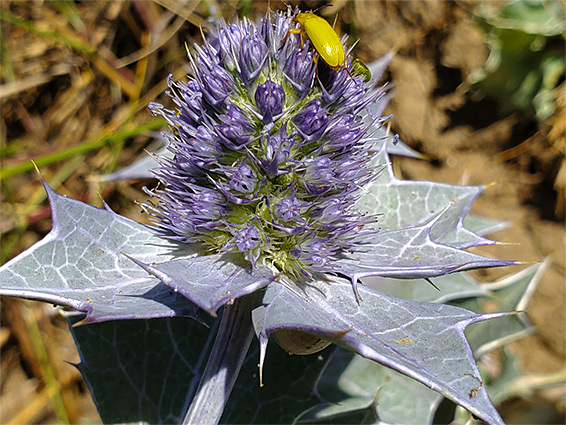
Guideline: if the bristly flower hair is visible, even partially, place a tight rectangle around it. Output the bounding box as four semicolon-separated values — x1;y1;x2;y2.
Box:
144;9;385;278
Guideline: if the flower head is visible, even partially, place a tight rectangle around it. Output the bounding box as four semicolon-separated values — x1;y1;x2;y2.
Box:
146;9;384;278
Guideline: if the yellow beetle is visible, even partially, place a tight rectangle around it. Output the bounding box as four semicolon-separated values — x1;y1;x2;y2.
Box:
287;12;346;71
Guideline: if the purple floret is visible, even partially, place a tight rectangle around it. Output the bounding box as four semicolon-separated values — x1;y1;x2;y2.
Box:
255;78;285;124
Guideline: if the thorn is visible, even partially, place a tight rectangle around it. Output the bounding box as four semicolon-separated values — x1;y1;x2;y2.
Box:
350;276;364;303
370;386;383;409
258;362;264;387
506;309;526;316
425;277;440;291
350;38;360;50
31;159;43;178
198;23;206;42
496;241;522;246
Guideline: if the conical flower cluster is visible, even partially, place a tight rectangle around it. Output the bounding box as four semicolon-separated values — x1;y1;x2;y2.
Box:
146;9;386;277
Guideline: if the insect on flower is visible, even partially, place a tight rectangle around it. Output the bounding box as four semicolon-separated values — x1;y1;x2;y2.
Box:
352;58;372;82
285;11;346;71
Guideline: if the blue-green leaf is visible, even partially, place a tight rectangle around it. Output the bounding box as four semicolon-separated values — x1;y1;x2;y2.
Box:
252;276;507;425
0;183;198;323
452;260;549;357
303;348;442;425
125;254;276;315
71;316;215;424
357;149;497;249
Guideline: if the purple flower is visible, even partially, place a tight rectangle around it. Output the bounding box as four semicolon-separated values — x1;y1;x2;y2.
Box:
227;162;258;194
218;22;244;70
235;224;261;252
284;48;316;98
197;63;235;108
259;125;293;177
276;193;303;222
303;156;335;195
292;99;329;142
189;187;226;219
323;113;364;152
255;78;285;124
229;221;265;266
147;9;385;276
240;34;268;84
216;104;255;149
297;239;338;272
318;61;350;105
174;80;204;126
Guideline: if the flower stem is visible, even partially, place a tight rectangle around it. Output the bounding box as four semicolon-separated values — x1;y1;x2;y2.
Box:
182;295;255;425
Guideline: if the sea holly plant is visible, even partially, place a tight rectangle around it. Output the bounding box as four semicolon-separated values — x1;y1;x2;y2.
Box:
0;9;529;425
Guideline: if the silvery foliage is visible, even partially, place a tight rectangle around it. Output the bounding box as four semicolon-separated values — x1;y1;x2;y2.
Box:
0;9;533;425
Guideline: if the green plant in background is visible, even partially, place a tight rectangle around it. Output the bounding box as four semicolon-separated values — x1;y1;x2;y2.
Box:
469;0;565;121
